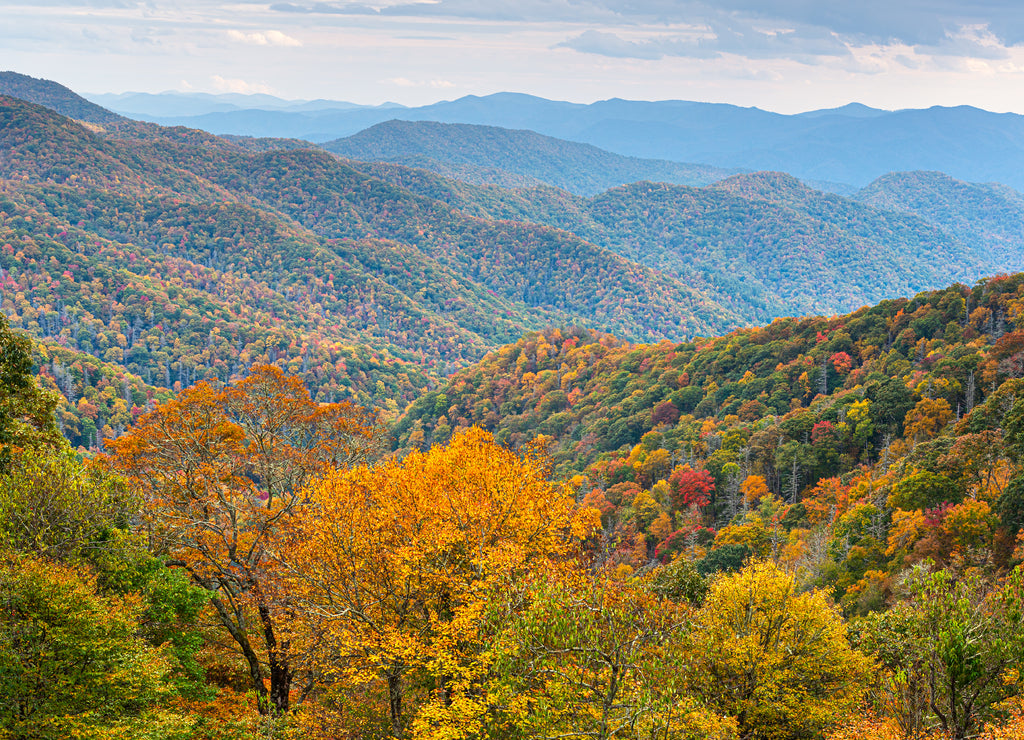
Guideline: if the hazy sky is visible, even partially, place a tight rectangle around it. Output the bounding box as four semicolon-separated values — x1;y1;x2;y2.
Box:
5;0;1024;112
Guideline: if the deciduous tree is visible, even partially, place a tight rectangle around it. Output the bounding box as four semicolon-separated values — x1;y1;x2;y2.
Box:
0;554;186;739
487;574;724;740
859;565;1024;740
285;427;597;738
106;365;383;716
0;313;60;472
688;560;871;740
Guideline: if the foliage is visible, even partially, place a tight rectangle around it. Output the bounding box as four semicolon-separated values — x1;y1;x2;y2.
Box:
105;364;385;715
857;565;1024;740
485;574;722;740
688;560;871;740
0;446;135;558
0;553;189;740
0;311;60;470
0;92;746;452
284;427;597;737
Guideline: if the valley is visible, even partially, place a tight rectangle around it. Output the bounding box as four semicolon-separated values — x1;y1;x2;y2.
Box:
4;70;1024;740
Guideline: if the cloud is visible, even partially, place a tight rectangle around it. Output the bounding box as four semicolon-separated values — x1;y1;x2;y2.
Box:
226;29;303;46
557;20;851;64
555;30;717;60
269;0;1024;59
211;75;276;94
914;26;1010;60
270;1;377;13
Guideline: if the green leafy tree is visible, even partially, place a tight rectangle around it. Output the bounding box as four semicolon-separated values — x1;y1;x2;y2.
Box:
0;312;59;471
0;447;135;559
0;554;189;740
486;574;730;740
858;565;1024;740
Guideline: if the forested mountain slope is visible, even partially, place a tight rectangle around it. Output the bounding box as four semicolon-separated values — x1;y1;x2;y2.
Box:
856;170;1024;270
396;272;1024;609
9;294;1024;740
357;161;994;322
0;70;124;125
0;93;740;449
5;74;1023;454
324;119;741;195
6;74;1024;740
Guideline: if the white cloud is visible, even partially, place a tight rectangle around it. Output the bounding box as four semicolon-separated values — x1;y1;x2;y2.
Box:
914;26;1009;60
555;23;850;64
227;29;303;46
211;75;276;94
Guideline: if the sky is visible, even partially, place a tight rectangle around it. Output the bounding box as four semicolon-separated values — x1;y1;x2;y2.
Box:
5;0;1024;112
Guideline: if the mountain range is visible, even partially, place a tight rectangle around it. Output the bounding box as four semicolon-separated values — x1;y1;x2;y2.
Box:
323;120;742;196
66;80;1024;191
2;71;1024;451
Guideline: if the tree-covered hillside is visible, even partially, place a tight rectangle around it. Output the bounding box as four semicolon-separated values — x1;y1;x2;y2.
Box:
397;273;1024;610
5;78;1024;456
0;70;124;125
324;119;740;195
7;277;1024;740
0;93;743;448
857;170;1024;270
359;162;995;322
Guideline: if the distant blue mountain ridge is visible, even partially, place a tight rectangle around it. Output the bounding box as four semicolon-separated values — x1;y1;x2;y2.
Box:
80;89;1024;191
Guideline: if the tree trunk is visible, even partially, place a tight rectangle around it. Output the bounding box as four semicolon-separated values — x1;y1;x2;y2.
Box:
387;669;404;737
257;594;292;715
208;594;270;714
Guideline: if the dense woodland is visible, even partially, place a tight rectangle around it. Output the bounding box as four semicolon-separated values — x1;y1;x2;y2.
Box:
358;164;1021;323
4;85;1019;452
5;273;1024;740
324;120;738;196
3;86;1021;452
4;76;1024;740
1;91;759;448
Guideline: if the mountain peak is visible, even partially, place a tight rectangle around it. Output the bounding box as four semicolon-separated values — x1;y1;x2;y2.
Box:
798;102;889;119
709;171;807;199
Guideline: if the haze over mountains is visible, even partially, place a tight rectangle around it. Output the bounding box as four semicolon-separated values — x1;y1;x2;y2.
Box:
78;84;1024;191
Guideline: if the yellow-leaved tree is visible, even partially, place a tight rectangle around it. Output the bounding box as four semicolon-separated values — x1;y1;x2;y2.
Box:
484;571;736;740
284;427;598;739
688;560;871;740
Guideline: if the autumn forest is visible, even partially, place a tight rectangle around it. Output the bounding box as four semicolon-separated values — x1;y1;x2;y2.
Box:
3;73;1024;740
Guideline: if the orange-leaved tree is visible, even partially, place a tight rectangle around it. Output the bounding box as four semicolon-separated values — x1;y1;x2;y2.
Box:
284;426;598;739
105;365;384;716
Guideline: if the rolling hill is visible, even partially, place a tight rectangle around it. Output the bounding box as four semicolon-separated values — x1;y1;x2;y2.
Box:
0;71;124;125
353;162;996;323
0;89;744;447
4;73;1023;452
323;120;740;196
855;170;1024;270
